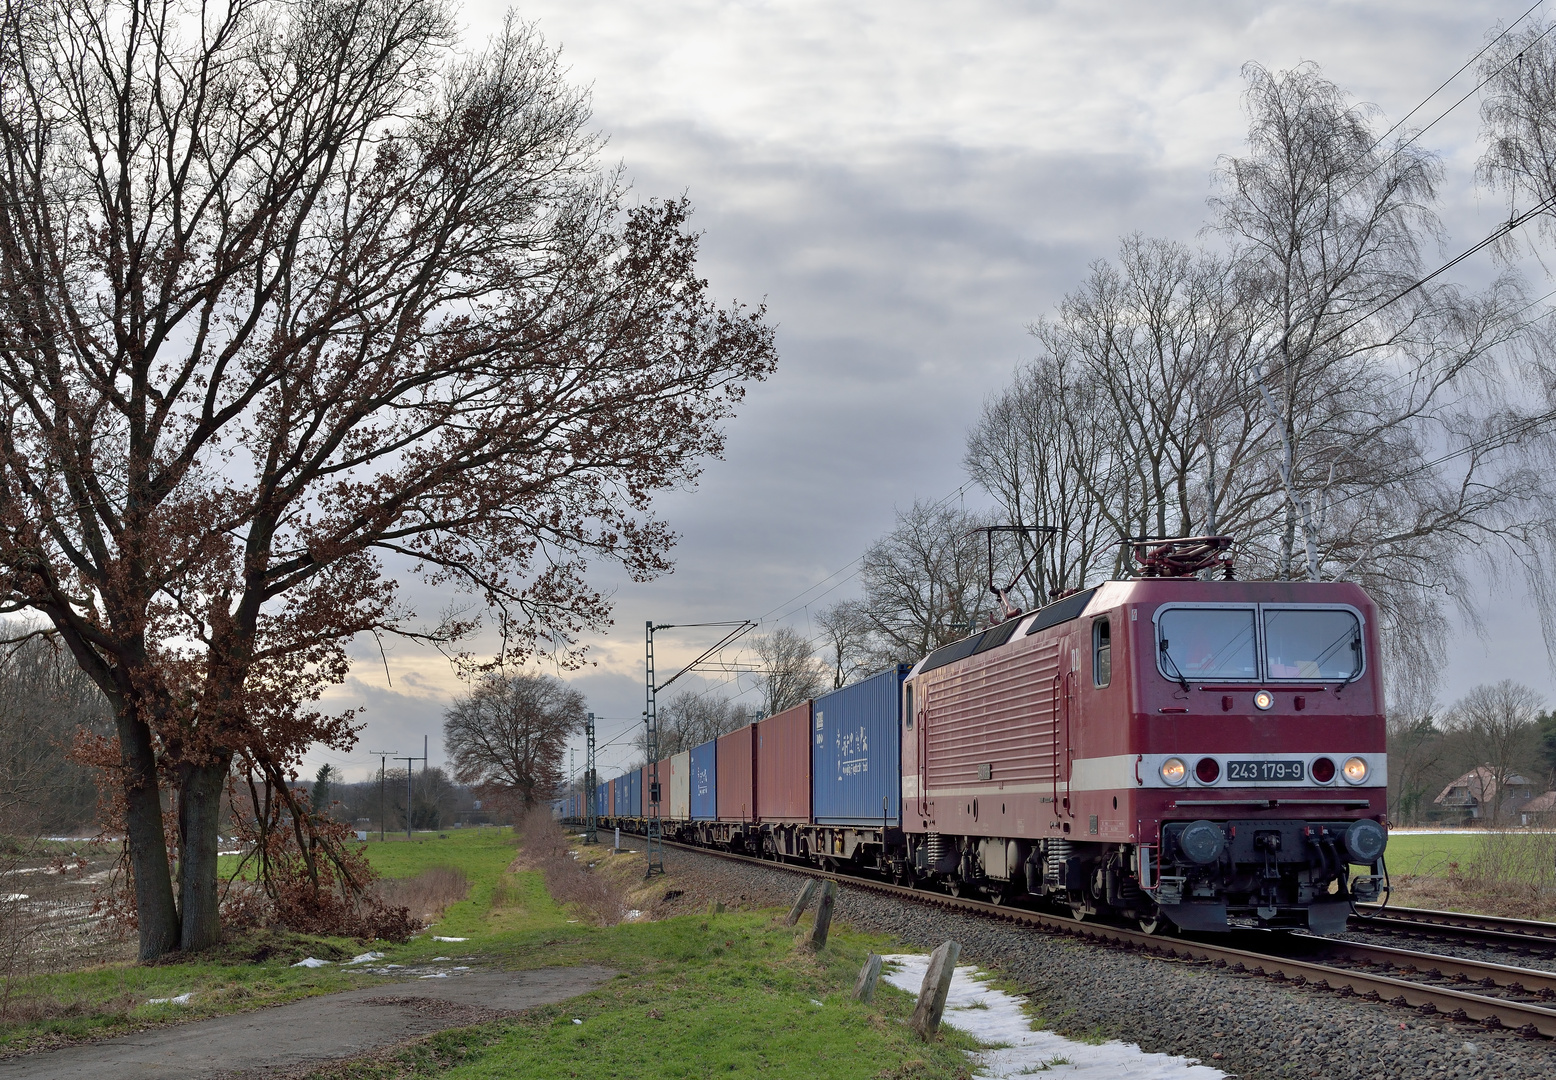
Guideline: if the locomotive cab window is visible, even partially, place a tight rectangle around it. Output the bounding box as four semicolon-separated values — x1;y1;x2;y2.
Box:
1093;618;1111;687
1156;607;1257;681
1265;608;1361;680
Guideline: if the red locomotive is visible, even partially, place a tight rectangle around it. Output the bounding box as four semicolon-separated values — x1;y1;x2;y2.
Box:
901;537;1387;933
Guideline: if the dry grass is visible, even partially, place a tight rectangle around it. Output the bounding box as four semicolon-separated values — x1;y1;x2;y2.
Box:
1389;828;1556;921
369;866;469;927
515;811;626;926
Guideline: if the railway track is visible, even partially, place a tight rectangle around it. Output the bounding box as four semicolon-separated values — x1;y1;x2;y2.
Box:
656;838;1556;1038
1351;904;1556;952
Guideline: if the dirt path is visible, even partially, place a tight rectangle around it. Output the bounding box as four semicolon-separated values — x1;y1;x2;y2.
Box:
0;966;614;1079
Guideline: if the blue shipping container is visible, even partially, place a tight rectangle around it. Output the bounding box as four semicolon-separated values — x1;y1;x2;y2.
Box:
811;665;910;826
626;769;642;817
690;740;718;820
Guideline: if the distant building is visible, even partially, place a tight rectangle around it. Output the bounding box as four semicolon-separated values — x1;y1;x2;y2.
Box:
1520;790;1556;826
1434;766;1537;822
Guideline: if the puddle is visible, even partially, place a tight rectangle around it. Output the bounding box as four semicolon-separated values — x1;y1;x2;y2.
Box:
880;954;1227;1079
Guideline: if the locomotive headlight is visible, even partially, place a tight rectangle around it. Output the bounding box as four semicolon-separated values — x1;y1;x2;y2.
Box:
1342;756;1370;785
1253;690;1274;711
1160;757;1187;785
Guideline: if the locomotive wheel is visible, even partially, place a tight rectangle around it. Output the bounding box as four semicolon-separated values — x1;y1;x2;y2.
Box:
946;879;966;898
1068;901;1090;922
1137;913;1172;935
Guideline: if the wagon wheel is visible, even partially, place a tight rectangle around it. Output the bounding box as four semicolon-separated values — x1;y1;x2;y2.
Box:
1068;901;1090;922
891;862;916;889
946;878;966;898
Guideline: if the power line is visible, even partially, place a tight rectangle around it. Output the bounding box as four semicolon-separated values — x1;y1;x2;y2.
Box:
1335;3;1554;207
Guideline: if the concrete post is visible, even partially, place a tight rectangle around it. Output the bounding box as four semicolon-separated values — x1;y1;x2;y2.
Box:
804;880;838;950
852;952;883;1003
910;940;961;1041
783;878;820;926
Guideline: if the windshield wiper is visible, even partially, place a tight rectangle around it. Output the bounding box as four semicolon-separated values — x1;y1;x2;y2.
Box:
1335;635;1363;695
1158;639;1190;693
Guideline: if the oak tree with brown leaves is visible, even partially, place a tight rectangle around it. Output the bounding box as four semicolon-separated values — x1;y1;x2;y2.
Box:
0;0;775;959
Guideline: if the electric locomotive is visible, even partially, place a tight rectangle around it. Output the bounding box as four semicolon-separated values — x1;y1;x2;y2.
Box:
900;537;1387;933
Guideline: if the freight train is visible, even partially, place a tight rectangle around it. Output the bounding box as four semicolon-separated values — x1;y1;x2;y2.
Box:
561;537;1389;935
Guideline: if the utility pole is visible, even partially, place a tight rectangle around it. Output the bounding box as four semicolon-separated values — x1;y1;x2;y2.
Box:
645;618;755;878
645;622;663;877
584;711;598;845
396;739;427;840
370;752;396;841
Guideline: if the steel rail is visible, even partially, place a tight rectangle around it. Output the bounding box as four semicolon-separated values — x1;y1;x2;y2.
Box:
654;837;1556;1037
1295;935;1556;999
1352;904;1556;948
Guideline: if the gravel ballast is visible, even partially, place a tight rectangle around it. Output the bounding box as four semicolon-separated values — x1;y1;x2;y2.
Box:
648;845;1556;1080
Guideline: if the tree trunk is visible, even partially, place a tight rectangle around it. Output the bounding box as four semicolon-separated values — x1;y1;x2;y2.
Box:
178;758;230;952
118;710;180;960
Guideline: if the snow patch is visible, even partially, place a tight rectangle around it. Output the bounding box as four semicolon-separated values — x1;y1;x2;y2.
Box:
431;936;467;942
291;957;331;968
345;951;385;965
147;993;192;1005
879;954;1227;1079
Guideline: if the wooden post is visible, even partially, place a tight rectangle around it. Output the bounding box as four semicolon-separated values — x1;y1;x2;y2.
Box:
783;878;820;926
852;952;883;1003
804;880;838;949
910;940;961;1041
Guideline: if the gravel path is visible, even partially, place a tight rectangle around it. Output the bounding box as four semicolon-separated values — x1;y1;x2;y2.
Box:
654;846;1556;1080
0;967;613;1080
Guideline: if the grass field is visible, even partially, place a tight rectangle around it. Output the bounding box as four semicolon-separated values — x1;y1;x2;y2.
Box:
2;827;982;1079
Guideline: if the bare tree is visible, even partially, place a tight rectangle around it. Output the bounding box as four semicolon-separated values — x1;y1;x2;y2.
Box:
750;627;826;716
0;0;773;958
813;599;876;689
444;672;586;813
965;356;1115;600
861;501;989;663
0;634;111;835
1385;684;1445;826
647;689;753;756
968;63;1555;704
1443;681;1543;826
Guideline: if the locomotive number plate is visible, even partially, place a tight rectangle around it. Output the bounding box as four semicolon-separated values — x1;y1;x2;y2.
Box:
1227;759;1304;782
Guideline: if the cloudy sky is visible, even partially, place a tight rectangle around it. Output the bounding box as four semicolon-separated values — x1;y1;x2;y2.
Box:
311;0;1556;784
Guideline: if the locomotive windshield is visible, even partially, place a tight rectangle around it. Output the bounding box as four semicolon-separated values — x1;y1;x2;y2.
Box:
1155;605;1363;682
1264;608;1361;680
1156;608;1257;679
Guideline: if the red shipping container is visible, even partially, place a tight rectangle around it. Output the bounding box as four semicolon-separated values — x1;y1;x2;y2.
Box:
755;701;812;823
716;725;756;821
